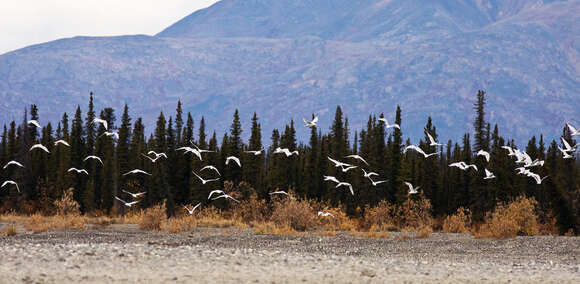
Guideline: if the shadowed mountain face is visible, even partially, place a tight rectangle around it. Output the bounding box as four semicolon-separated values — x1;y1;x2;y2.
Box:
0;0;578;143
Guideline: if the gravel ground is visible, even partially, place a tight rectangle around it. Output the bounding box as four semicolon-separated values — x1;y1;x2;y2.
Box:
1;223;579;283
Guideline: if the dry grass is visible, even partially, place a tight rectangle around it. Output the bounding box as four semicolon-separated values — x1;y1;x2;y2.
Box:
24;213;86;233
476;196;539;239
164;216;196;233
415;226;433;239
442;207;472;233
139;201;166;231
195;206;246;229
1;223;18;236
252;221;299;235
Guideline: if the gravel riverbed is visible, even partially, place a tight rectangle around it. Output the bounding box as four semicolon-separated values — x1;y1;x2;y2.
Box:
1;224;579;283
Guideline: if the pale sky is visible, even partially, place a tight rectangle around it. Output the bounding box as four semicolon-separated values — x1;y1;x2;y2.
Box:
0;0;220;55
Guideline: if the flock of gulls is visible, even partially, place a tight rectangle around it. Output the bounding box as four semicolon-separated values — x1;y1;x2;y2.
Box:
1;116;578;218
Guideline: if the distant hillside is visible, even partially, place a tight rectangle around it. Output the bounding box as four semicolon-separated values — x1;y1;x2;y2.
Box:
0;0;578;143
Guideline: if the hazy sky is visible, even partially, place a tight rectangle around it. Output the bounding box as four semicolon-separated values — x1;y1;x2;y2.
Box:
0;0;220;55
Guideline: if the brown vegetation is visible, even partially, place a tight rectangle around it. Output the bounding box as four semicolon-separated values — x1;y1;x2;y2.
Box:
442;207;472;233
476;196;539;239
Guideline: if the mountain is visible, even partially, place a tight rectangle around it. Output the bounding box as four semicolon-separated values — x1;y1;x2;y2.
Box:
0;0;578;143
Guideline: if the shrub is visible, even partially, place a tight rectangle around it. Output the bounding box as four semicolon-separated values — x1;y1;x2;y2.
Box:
271;198;318;231
139;201;167;231
397;197;433;231
54;188;80;216
362;200;397;231
233;193;269;223
476;196;539;239
442;207;472;233
318;208;356;232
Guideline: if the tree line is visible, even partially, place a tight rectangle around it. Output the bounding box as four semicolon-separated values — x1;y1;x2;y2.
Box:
0;91;578;233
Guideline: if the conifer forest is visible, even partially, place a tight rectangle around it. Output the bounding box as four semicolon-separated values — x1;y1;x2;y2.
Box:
1;90;579;234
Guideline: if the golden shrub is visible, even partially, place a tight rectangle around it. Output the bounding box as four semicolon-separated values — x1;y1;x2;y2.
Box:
398;197;433;231
271;198;318;231
442;207;472;233
233;194;269;223
476;196;539;239
362;200;397;231
139;201;167;231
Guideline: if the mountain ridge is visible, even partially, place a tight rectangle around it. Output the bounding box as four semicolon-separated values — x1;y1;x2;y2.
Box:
0;0;578;143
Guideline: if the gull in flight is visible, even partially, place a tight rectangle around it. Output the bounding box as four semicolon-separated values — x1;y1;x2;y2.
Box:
449;162;478;171
318;211;334;217
3;160;24;169
208;190;225;200
30;144;49;153
527;173;548;185
212;193;240;203
91;118;108;130
303;116;318;128
566;123;580;136
67;168;88;175
514;150;532;165
484;169;496;180
378;118;400;129
476;150;490;162
501;146;516;156
524;159;545;168
201;165;221;176
193;171;220;185
426;132;445;147
345;154;369;166
225;156;241;167
100;131;119;140
369;178;388;186
560;150;574;159
323;175;340;185
340;165;358;173
327;157;355;170
269;190;289;196
403;145;439;158
27;120;41;129
361;169;379;179
183;203;201;215
244;148;264;156
115;196;139;207
142;151;167;163
559;137;577;153
123;169;151;176
404;182;420;195
177;147;202;161
274;147;299;157
190;142;216;154
335;182;354;196
515;167;531;176
84;155;103;165
54;140;70;147
122;190;146;198
1;181;20;192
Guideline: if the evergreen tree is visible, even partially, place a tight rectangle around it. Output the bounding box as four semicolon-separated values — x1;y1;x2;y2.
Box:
85;92;96;155
228;109;243;183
